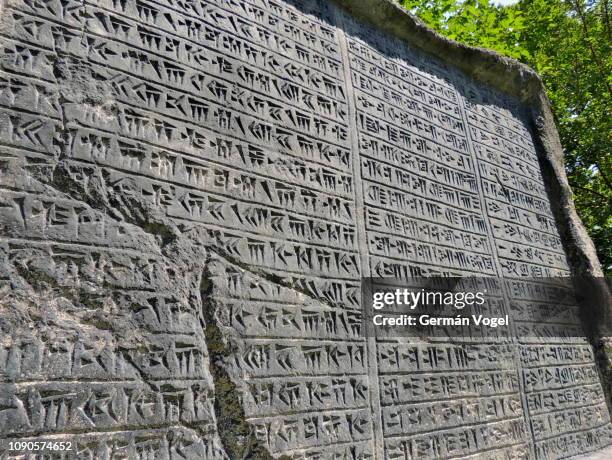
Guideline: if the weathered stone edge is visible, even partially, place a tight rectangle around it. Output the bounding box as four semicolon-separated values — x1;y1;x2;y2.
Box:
330;0;604;277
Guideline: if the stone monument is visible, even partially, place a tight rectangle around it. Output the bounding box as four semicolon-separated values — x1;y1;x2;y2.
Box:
0;0;609;458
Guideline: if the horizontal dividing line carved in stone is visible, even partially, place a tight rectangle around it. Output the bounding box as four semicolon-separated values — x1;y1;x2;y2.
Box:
520;358;601;372
237;337;366;347
49;61;351;150
62;110;353;183
234;370;368;380
51;7;351;123
350;70;463;129
380;389;522;408
356;109;471;161
347;37;458;98
59;128;357;221
89;0;345;83
366;228;492;258
533;419;611;443
487;221;562;252
4;9;347;106
64;155;360;244
214;0;340;41
268;437;372;456
0;101;61;123
382;414;526;441
200;0;341;51
245;405;371;423
377;366;522;377
364;222;492;257
361;153;479;196
0;377;216;386
237;335;364;343
484;211;563;241
488;234;565;258
361;155;486;207
0;422;219;440
0;237;163;259
361;185;489;236
480;183;556;220
477;158;548;195
467;121;539;159
349;66;465;126
381;415;526;442
141;0;343;64
43;0;344;84
173;224;362;279
528;397;608;418
514;319;584;329
360;144;476;188
62;121;354;199
464;104;535;142
444;441;530;460
469;132;541;171
492;248;570;272
365;250;497;276
214;294;359;305
362;176;484;223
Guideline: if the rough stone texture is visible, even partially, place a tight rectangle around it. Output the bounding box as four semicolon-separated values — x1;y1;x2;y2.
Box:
571;444;612;460
0;0;610;459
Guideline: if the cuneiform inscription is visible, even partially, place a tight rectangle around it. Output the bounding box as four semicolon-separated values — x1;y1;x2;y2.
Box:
0;0;610;458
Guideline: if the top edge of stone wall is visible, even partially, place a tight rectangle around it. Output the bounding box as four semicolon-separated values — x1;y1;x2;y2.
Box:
330;0;605;279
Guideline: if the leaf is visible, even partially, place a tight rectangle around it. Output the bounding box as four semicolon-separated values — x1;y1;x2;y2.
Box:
398;0;612;272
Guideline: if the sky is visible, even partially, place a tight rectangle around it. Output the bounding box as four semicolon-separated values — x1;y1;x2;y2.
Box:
491;0;520;5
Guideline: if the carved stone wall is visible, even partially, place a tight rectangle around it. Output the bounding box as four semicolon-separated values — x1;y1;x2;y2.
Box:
0;0;610;458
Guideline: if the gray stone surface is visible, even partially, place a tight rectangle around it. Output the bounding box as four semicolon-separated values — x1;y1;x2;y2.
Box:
570;444;612;460
0;0;610;459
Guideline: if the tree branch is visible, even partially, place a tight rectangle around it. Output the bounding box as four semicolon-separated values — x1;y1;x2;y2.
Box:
594;160;612;190
571;0;612;95
570;183;610;200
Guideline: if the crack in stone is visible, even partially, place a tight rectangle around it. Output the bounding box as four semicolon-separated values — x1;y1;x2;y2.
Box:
200;266;288;460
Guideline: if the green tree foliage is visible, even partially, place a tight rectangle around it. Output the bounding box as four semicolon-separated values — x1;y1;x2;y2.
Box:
400;0;611;273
